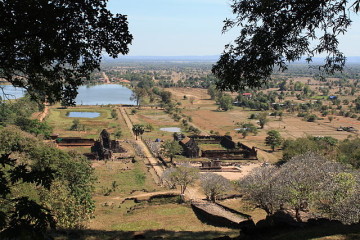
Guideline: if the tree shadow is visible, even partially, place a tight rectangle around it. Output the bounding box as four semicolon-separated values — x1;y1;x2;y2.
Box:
50;220;360;240
240;213;360;240
51;229;237;240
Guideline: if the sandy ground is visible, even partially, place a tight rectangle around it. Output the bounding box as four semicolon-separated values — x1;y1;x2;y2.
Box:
211;163;262;181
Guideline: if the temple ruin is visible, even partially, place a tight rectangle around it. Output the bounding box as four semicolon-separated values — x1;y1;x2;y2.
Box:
91;129;126;160
180;135;257;161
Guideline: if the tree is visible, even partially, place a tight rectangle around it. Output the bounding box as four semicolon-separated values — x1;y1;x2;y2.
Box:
239;165;281;216
317;172;360;224
111;109;118;119
212;0;360;91
207;84;220;100
240;152;359;223
162;163;199;198
130;87;148;108
0;0;132;105
70;119;82;131
132;124;145;140
145;123;154;132
237;122;258;138
257;112;269;129
337;138;360;168
265;130;282;152
277;152;346;222
161;140;183;163
200;173;232;202
217;94;233;111
114;129;122;139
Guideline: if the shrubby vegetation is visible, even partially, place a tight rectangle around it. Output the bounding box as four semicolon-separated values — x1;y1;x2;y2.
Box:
0;127;95;237
282;136;360;169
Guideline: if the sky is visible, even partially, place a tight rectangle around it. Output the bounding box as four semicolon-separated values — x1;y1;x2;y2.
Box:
107;0;360;57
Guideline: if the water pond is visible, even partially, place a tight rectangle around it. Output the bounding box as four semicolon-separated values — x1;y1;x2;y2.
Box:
75;84;135;105
67;112;100;118
159;127;181;133
0;84;135;106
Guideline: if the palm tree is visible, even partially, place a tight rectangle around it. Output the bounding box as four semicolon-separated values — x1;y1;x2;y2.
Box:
132;124;144;140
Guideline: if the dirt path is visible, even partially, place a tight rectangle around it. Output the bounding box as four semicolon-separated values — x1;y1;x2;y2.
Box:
102;72;110;84
38;105;49;122
118;107;165;184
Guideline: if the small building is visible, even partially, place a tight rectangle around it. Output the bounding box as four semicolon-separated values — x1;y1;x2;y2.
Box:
329;96;337;100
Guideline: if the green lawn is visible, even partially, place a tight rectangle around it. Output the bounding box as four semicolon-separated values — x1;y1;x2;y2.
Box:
46;106;122;139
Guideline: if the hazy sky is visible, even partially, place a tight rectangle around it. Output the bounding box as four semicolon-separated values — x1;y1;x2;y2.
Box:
108;0;360;56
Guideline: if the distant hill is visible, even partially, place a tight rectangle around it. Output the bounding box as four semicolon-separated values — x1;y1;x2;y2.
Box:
291;56;360;65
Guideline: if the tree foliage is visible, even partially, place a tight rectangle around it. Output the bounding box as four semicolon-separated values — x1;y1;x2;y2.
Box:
132;124;145;140
161;140;182;163
282;136;338;162
240;152;360;223
15;117;53;139
213;0;360;91
217;94;233;111
239;165;280;216
0;127;95;236
200;173;232;202
0;0;132;105
257;112;269;129
265;130;282;151
237;122;258;138
130;87;148;108
162;163;199;196
0;95;41;126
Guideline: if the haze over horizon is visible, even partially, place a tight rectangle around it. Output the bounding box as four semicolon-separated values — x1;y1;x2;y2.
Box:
108;0;360;57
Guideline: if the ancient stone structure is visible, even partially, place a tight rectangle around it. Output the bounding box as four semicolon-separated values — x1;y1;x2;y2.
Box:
91;129;126;160
191;200;254;229
200;160;222;171
179;137;200;158
55;137;95;147
180;135;257;160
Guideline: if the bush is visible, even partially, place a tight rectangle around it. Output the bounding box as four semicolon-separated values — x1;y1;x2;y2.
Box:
307;114;317;122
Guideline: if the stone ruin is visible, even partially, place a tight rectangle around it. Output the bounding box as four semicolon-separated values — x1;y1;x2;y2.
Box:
200;160;222;171
179;135;257;161
91;129;126;160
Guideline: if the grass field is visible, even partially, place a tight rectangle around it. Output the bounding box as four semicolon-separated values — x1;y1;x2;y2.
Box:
125;107;183;141
46;106;121;139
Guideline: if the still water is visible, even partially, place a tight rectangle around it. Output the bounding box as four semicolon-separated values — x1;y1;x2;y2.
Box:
67;112;100;118
159;127;181;133
0;84;135;105
75;84;135;105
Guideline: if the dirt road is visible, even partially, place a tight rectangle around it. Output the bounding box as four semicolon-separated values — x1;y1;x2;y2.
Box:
118;106;165;184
